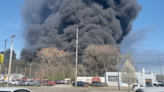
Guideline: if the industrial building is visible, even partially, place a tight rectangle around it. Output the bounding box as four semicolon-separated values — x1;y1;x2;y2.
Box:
105;68;156;86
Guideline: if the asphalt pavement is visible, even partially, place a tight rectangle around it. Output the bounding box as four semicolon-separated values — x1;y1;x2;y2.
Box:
26;85;134;92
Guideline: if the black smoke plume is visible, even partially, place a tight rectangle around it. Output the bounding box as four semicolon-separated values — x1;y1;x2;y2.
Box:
21;0;142;57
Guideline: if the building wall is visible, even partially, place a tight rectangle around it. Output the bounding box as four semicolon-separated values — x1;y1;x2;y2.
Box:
22;78;41;81
105;72;156;87
77;77;105;83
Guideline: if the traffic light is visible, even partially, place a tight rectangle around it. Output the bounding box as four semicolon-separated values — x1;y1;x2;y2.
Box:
0;54;4;63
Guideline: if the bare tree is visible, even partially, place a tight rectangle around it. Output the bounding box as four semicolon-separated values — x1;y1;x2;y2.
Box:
121;59;137;90
84;45;120;76
121;54;138;71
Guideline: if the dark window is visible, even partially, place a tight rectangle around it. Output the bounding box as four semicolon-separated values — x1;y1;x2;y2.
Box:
108;76;118;82
20;89;30;92
14;89;30;92
14;90;20;92
0;91;11;92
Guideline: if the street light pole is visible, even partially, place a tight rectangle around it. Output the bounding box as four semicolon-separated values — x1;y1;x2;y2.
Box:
3;39;8;87
117;58;120;90
7;35;16;87
75;28;78;87
159;56;162;75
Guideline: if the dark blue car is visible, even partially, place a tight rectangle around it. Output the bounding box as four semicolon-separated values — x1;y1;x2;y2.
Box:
72;81;85;86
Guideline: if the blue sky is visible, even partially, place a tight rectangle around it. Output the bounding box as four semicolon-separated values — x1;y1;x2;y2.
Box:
0;0;164;74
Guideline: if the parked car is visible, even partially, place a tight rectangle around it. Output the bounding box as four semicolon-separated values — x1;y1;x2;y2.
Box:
54;80;60;84
72;81;85;86
25;80;31;85
0;79;4;84
35;81;47;86
136;87;164;92
28;80;37;86
91;82;105;87
44;80;55;86
10;80;20;85
0;87;31;92
158;81;164;87
18;81;25;86
132;84;145;90
58;80;65;84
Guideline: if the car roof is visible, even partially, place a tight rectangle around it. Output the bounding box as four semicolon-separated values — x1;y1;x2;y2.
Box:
141;87;164;91
0;87;30;91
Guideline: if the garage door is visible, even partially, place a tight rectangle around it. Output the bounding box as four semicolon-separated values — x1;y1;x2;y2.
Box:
145;79;152;82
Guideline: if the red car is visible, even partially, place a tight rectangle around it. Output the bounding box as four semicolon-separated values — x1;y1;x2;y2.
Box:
44;80;56;86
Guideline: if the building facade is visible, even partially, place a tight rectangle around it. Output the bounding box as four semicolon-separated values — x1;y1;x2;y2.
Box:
77;77;105;83
105;69;156;86
0;74;24;82
22;76;41;81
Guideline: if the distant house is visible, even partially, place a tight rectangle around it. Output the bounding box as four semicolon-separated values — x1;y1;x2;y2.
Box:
22;76;41;81
156;75;164;83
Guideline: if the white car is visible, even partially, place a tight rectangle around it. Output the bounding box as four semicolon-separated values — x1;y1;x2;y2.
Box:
0;79;4;84
10;80;20;85
136;87;164;92
0;87;31;92
25;80;31;85
132;84;145;90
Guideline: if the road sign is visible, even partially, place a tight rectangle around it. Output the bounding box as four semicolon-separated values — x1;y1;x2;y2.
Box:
0;54;4;63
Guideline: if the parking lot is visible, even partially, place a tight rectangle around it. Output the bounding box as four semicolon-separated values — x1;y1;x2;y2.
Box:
15;86;134;92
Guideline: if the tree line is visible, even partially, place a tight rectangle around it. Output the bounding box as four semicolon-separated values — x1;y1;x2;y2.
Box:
0;45;136;80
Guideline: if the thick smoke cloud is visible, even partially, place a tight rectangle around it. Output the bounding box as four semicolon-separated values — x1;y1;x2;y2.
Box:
20;48;34;62
21;0;142;55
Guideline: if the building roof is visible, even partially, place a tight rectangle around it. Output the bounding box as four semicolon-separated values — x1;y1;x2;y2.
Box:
22;76;38;79
0;74;24;77
156;75;164;81
0;87;31;91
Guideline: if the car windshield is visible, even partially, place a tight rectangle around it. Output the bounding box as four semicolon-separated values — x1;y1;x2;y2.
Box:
133;85;138;87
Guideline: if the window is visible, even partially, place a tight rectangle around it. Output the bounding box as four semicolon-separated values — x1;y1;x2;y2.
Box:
108;76;118;82
14;89;30;92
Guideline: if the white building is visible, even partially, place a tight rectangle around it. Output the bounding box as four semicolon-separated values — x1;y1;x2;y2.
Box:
105;68;156;86
77;77;105;83
0;74;24;82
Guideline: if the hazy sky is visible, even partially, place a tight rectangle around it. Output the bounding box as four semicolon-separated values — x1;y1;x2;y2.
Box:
0;0;164;74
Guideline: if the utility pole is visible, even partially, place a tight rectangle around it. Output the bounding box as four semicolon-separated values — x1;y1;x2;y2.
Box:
117;58;120;90
29;63;32;76
3;39;7;87
41;70;44;86
7;35;16;87
53;70;54;80
159;56;162;75
75;28;78;87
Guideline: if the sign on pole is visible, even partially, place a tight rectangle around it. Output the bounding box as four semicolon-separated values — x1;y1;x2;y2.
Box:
0;54;4;64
